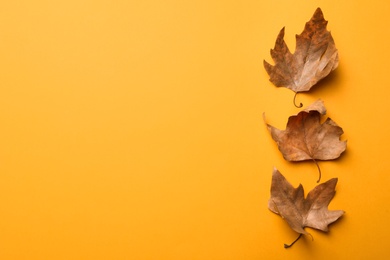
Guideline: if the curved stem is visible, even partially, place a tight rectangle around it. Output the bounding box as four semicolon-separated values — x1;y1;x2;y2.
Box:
312;159;322;183
284;234;302;248
293;92;303;108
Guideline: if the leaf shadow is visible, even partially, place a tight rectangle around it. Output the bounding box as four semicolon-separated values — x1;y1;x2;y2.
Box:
327;213;346;231
334;148;349;163
308;66;344;97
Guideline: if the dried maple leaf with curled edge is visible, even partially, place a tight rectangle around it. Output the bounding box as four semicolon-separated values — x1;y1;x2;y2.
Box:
264;99;346;182
264;8;338;107
269;168;344;248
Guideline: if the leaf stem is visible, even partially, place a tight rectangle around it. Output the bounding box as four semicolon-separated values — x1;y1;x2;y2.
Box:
284;234;302;248
293;92;303;108
312;159;322;183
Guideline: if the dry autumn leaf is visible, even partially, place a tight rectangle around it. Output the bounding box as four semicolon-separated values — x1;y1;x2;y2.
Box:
269;168;344;248
264;100;346;182
264;8;338;107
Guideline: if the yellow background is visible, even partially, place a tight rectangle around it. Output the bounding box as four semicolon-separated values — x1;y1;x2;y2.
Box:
0;0;389;259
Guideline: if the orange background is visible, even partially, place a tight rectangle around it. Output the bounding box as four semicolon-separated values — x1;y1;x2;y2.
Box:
1;0;389;259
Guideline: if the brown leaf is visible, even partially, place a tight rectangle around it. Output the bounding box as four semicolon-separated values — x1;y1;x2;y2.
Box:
269;168;344;236
265;99;346;162
264;100;346;182
264;8;338;93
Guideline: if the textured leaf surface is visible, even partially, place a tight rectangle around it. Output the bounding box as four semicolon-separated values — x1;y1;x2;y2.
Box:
265;100;346;162
268;168;344;234
264;8;338;93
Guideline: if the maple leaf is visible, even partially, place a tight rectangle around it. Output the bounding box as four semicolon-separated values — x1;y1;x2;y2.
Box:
264;100;346;182
264;8;338;107
268;167;344;248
